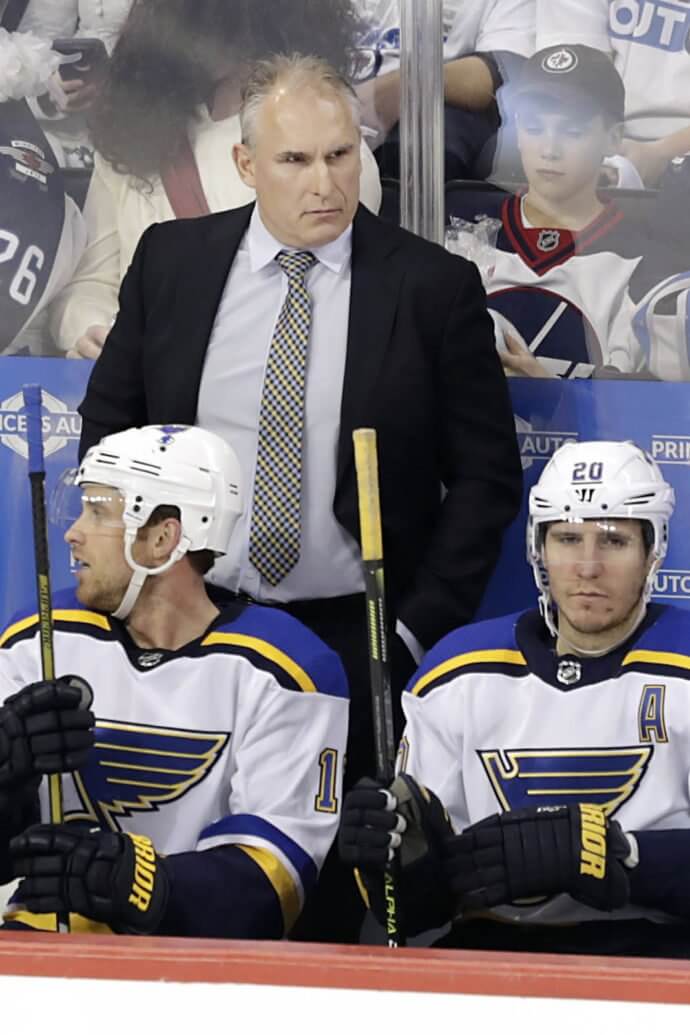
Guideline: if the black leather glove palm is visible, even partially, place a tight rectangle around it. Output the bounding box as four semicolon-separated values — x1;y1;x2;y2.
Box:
0;676;94;810
339;774;455;934
10;824;170;934
445;804;631;913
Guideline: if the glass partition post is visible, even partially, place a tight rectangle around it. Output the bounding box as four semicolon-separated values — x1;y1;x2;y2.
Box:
399;0;445;244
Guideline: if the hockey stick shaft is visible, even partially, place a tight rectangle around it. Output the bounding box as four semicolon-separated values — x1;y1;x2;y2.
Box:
353;428;404;948
23;385;69;933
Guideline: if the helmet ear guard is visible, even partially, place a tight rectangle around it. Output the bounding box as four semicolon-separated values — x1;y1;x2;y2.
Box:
526;440;675;639
72;425;243;619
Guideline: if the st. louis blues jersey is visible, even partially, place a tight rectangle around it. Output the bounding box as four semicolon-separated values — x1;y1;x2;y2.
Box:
537;0;690;141
401;603;690;927
0;588;348;937
477;194;684;377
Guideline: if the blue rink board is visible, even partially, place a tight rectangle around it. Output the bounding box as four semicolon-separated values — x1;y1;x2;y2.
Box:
0;359;687;632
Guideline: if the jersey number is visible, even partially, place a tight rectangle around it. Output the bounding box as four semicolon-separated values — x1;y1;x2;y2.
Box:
0;231;45;306
314;748;339;813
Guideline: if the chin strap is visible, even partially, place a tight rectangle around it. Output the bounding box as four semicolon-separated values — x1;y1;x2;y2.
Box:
111;530;190;621
555;597;649;659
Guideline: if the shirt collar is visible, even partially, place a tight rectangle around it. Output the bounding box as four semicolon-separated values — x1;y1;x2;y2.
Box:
247;204;352;274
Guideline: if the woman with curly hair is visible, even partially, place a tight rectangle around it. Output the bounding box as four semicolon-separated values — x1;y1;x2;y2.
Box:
50;0;381;357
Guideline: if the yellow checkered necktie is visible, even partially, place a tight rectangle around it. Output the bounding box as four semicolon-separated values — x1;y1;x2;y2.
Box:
249;249;317;585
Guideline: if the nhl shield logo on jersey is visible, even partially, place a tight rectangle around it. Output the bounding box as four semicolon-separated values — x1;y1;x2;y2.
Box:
556;658;582;686
479;746;653;817
70;720;229;831
537;229;561;253
542;47;578;74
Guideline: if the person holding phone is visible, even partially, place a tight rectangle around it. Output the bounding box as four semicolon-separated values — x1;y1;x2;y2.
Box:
14;0;132;167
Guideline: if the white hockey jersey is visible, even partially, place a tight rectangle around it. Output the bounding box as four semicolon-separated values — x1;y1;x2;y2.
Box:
401;603;690;926
0;588;348;935
359;0;534;75
464;194;661;376
537;0;690;141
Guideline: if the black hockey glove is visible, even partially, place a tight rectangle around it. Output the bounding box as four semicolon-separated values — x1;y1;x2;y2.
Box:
0;676;94;809
445;804;631;913
339;774;455;933
10;824;170;935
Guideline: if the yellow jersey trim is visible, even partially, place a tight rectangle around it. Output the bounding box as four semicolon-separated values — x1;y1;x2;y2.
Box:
623;648;690;673
411;648;527;697
237;844;301;933
202;632;317;693
4;909;112;934
0;608;111;649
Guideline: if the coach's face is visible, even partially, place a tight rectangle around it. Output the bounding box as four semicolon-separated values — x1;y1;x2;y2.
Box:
233;84;362;248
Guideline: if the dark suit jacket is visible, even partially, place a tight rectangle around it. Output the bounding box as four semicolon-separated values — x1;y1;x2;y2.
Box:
79;203;522;648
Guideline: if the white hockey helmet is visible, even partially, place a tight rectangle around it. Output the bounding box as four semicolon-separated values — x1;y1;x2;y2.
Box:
73;424;242;619
527;440;674;636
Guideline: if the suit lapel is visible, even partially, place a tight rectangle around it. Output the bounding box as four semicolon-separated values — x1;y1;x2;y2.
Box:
171;204;254;422
336;205;403;484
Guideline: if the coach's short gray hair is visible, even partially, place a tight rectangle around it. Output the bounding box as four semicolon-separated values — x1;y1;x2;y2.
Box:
240;53;361;149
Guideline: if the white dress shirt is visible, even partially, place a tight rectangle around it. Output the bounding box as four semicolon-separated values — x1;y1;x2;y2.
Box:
197;206;365;603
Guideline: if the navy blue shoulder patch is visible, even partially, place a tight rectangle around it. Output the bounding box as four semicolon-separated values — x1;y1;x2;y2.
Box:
0;588;112;650
406;611;526;699
201;604;348;699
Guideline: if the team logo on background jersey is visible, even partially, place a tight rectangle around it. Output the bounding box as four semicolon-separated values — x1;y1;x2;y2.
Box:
489;286;603;377
70;720;229;831
479;746;652;817
0;390;81;459
542;47;578;73
0;140;55;185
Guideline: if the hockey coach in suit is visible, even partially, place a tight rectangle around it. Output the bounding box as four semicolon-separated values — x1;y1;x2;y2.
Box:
77;52;522;938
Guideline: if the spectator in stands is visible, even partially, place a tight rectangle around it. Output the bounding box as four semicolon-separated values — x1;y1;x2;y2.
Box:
76;52;522;941
536;0;690;188
448;45;685;379
0;27;86;354
357;0;534;181
48;0;382;359
13;0;133;169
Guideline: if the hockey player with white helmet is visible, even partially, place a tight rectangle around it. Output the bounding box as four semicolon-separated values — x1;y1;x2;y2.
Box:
341;439;690;956
0;424;348;937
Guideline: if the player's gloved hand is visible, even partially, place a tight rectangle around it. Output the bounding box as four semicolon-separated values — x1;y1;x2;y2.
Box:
10;824;170;934
445;804;632;913
339;774;455;933
0;676;94;809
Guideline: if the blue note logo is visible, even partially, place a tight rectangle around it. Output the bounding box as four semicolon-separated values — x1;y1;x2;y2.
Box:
515;415;578;471
0;390;81;459
479;746;652;817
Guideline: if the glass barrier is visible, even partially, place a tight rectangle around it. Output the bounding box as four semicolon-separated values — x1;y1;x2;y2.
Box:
4;1;688;376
